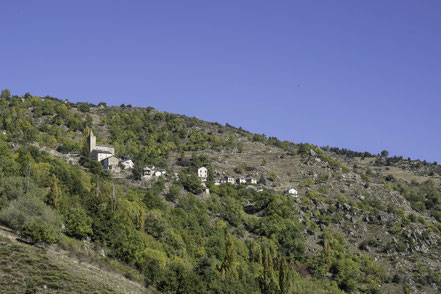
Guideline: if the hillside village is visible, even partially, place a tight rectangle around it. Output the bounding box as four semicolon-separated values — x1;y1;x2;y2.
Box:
87;130;299;197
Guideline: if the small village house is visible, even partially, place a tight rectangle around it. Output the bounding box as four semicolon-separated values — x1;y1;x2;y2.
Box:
143;165;155;176
246;177;257;185
198;167;208;182
154;170;166;177
215;177;227;185
286;188;298;197
237;176;246;184
102;156;119;170
226;176;235;185
120;159;134;170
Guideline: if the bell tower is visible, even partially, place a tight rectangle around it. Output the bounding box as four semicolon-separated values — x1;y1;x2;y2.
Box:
89;130;96;154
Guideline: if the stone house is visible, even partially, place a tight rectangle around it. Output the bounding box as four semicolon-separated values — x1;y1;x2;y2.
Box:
102;156;119;170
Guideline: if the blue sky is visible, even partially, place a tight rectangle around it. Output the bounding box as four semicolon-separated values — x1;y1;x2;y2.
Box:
1;1;440;163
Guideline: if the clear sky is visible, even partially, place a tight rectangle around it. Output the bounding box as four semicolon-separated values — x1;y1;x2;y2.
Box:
1;1;440;163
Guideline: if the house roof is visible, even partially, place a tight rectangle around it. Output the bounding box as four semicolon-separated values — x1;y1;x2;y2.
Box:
95;144;114;148
100;155;118;162
92;150;112;154
120;155;133;160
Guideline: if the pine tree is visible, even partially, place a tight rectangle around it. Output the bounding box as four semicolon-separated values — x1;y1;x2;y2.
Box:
259;173;266;185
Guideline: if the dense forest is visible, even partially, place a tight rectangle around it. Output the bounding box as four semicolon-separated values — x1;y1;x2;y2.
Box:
0;89;440;293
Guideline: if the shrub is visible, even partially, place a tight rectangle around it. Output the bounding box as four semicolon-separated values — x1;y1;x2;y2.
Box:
267;171;278;182
299;178;314;188
318;185;329;194
432;210;441;223
0;196;61;243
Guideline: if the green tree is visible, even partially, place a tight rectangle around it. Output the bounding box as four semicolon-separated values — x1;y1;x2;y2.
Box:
1;89;11;98
166;184;181;202
259;174;267;185
279;256;289;294
180;171;203;194
261;247;276;293
46;174;61;209
221;231;238;279
381;150;389;157
268;171;278;182
64;206;93;239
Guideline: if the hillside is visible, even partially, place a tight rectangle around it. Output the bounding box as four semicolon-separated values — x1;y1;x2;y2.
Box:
0;225;147;294
0;90;440;293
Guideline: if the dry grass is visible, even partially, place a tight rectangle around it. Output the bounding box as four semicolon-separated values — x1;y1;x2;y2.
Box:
0;226;148;294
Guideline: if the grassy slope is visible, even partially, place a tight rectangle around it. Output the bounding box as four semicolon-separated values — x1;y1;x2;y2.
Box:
0;226;148;294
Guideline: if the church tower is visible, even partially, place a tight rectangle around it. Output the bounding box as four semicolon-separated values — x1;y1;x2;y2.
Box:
89;130;96;154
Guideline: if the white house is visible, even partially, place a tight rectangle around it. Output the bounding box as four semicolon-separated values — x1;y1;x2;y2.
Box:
215;177;228;185
143;165;155;176
286;188;298;197
226;176;235;185
237;176;246;184
246;177;257;185
154;170;166;177
120;159;134;170
91;150;113;162
198;167;208;182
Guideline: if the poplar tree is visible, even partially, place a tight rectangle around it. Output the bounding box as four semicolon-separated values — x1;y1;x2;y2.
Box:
46;174;61;209
279;257;289;294
222;231;238;279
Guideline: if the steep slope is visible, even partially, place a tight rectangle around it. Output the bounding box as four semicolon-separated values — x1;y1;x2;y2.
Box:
0;91;440;293
0;226;147;294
